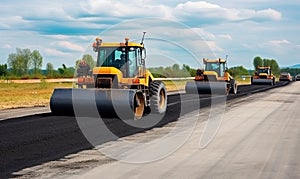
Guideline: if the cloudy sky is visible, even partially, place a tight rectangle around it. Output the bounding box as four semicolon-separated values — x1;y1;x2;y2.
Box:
0;0;299;69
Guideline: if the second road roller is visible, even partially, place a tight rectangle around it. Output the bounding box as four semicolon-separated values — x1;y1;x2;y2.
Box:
251;66;276;85
50;33;167;120
185;58;238;95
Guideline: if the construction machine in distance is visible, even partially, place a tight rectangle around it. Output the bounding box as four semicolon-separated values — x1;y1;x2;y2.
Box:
279;72;292;82
76;60;94;88
50;33;167;120
251;66;276;85
185;58;238;95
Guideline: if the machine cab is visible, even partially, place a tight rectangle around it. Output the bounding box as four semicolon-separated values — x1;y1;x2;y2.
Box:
93;38;146;78
257;67;271;75
203;58;226;77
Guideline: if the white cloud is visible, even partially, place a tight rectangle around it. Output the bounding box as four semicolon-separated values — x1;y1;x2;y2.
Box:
47;35;70;40
174;1;282;22
0;22;9;29
56;41;85;52
241;43;252;49
217;34;232;40
44;48;71;57
78;35;96;41
82;0;174;19
0;16;29;29
43;47;80;68
269;40;290;46
256;8;282;21
2;44;12;49
205;41;224;52
176;1;221;10
0;0;297;69
190;28;216;40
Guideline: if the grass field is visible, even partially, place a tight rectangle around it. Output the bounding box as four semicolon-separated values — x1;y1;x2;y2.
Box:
0;80;184;110
163;80;187;91
235;76;251;85
0;82;72;110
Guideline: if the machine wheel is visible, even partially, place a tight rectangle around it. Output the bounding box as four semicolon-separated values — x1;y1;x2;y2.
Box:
149;81;167;114
133;92;145;120
230;79;238;94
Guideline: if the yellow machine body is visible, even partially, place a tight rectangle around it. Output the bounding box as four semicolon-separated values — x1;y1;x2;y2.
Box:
251;66;276;85
185;58;237;95
50;36;167;120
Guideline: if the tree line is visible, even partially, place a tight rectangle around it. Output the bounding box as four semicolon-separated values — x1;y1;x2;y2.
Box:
252;56;300;76
0;48;78;79
149;64;197;78
2;48;296;79
149;64;251;78
0;48;254;79
280;68;300;76
252;56;280;75
6;48;43;77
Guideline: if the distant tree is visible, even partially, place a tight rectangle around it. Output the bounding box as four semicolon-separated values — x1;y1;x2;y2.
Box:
7;53;22;76
148;64;197;78
58;64;75;77
64;67;75;77
58;64;65;75
251;55;281;75
227;66;249;77
253;56;263;70
46;62;54;77
31;50;43;75
82;54;95;69
280;68;300;76
270;59;280;75
18;48;31;75
0;64;7;76
7;48;32;76
182;64;190;73
189;68;197;77
75;54;95;77
263;59;271;67
172;64;180;71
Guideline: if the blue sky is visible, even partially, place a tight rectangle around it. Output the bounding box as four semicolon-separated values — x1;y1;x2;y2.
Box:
0;0;299;69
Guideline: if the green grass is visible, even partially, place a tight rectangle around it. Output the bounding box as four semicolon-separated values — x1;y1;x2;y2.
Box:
162;80;187;91
0;80;187;110
0;82;72;109
235;76;251;85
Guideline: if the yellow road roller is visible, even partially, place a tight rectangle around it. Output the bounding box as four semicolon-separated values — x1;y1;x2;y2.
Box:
185;58;237;95
251;66;276;85
50;33;167;119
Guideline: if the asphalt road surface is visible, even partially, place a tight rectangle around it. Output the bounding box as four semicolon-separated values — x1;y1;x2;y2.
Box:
73;82;300;179
0;107;50;120
0;81;294;178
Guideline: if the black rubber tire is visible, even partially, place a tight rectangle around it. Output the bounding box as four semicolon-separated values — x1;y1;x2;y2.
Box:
230;79;238;94
149;81;167;114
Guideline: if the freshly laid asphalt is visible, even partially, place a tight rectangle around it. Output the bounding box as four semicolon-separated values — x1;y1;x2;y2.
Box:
0;81;290;178
76;81;300;179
